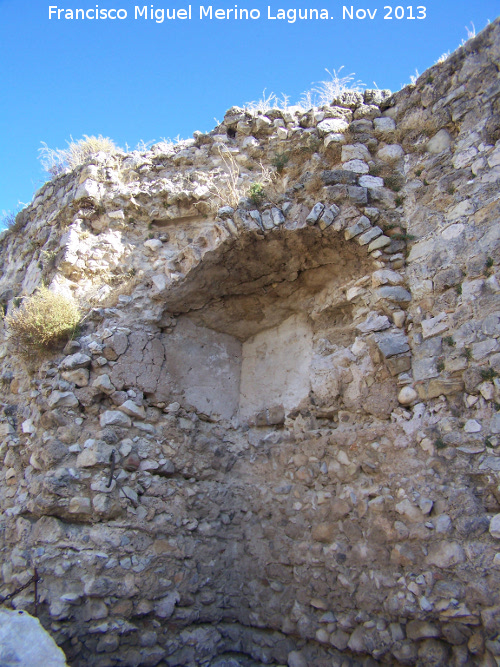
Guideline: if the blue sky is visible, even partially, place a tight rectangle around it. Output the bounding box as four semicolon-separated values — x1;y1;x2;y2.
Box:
0;0;498;223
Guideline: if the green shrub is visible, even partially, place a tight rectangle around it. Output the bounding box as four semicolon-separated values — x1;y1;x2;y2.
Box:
480;368;498;381
434;437;446;450
6;287;80;358
272;151;289;174
249;183;266;205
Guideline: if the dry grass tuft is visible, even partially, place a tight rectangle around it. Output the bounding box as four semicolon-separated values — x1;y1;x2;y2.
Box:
201;147;274;211
6;287;80;358
39;135;120;177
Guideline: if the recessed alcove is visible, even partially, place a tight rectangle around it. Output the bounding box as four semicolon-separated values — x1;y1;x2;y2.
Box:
160;226;376;423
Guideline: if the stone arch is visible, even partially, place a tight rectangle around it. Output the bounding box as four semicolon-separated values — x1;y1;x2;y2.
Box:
149;204;411;424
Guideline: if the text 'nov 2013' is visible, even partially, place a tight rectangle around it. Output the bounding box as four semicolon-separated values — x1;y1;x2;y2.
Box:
48;5;428;23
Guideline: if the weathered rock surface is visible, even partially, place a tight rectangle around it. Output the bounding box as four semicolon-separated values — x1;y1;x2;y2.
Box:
0;19;500;667
0;609;68;666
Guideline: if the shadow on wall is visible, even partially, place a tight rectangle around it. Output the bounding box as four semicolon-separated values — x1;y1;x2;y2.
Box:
159;227;394;424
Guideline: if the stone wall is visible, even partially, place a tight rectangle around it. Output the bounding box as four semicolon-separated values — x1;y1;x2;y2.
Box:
0;18;499;667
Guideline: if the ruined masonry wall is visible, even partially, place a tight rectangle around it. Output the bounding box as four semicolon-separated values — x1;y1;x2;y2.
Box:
0;18;499;667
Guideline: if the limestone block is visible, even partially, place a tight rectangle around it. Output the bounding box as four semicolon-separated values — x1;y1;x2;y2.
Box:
406;621;440;640
324;132;345;147
318;204;339;230
359;175;384;188
118;400;146;420
374;117;396;133
342;159;369;174
375;331;410;358
47;391;79;409
345;216;371;240
489;515;500;539
375;286;411;304
426;129;451;154
398;386;418;405
59;352;91;370
426;541;466;568
100;410;131;428
61;369;89;387
341;143;371;162
317;118;349;135
357;226;382;245
0;609;68;666
422;312;449;339
92;374;115;395
356;313;391;333
288;651;308;667
76;441;114;467
144;239;163;252
311;523;335;543
368;234;391;252
154;591;180;619
75;178;100;201
305;203;324;224
322;169;358;185
377;144;404;162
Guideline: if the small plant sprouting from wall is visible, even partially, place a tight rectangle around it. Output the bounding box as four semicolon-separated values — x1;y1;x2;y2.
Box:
1;204;26;233
485;256;494;277
272;152;290;174
480;368;498;381
249;183;266;205
202;147;273;210
5;287;81;359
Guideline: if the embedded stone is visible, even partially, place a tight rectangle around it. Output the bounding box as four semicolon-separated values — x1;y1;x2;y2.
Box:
357;226;383;245
374;117;396;133
100;410;131;428
342;159;369;174
118;400;146;420
489;515;500;539
61;368;89;387
375;286;412;303
312;523;335;543
92;374;116;395
48;391;79;409
60;353;91;370
359;175;384;188
398;386;418;405
317;118;349;135
356;313;391;333
426;541;466;568
322;169;358;185
377;144;404;162
427;129;452;154
0;609;68;667
306;203;325;224
375;331;410;358
144;239;163;252
345;216;371;240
